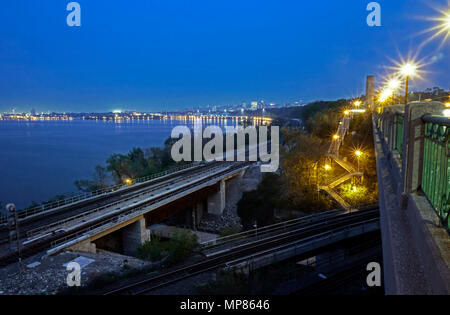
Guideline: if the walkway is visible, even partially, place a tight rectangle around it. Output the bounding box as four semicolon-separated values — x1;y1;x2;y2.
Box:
320;112;363;208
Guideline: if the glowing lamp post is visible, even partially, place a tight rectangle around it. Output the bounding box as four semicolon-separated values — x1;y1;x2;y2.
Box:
387;78;401;105
355;150;363;173
378;89;392;104
353;100;362;108
400;63;417;105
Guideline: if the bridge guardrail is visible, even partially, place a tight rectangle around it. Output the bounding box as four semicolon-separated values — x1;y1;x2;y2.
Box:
200;202;379;249
421;115;450;232
26;163;228;239
47;163;251;251
374;102;449;233
0;162;199;225
224;218;380;270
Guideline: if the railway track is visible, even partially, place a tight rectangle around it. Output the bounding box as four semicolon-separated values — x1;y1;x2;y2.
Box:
200;201;378;250
0;161;251;267
0;162;219;242
100;206;379;295
293;247;383;295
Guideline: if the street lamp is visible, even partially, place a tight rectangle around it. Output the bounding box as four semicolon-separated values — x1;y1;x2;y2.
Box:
353;100;362;107
324;164;331;171
378;89;392;104
387;78;401;105
333;134;340;141
355;150;363;172
430;10;450;43
400;63;418;105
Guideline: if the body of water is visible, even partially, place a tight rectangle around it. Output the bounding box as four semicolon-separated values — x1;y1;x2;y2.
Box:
0;118;238;209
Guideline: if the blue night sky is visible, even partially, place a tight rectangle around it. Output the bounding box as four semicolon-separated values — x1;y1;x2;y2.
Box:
0;0;449;112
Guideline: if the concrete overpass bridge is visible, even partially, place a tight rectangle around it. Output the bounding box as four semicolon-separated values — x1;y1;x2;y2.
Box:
373;101;450;294
0;161;252;265
100;203;380;295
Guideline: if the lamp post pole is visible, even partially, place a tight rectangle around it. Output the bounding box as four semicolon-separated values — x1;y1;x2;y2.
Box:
404;75;409;105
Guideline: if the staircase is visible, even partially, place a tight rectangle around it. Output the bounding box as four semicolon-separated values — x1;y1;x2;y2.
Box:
327;114;351;157
319;112;363;208
318;185;351;208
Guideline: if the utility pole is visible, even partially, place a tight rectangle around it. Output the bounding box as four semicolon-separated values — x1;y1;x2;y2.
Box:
7;203;23;272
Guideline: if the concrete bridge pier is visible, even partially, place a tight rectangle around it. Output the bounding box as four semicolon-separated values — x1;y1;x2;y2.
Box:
68;239;97;254
207;180;226;215
122;218;151;256
192;200;205;230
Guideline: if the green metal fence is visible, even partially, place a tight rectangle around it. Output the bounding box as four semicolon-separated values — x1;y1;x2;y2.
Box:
422;115;450;231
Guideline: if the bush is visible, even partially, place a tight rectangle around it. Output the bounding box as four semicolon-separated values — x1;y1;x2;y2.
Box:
135;235;168;261
136;230;198;266
167;230;198;265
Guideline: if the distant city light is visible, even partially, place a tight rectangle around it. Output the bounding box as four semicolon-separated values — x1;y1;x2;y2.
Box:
113;110;122;114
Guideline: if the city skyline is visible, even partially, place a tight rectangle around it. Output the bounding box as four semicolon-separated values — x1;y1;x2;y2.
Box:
0;1;449;113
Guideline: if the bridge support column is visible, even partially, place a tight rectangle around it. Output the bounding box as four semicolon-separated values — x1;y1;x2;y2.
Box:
68;239;96;254
122;218;150;256
207;180;226;215
192;201;204;230
401;102;443;196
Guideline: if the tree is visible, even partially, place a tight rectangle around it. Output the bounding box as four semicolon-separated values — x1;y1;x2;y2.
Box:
305;109;343;139
74;165;109;192
127;148;149;178
280;128;334;212
237;173;281;229
106;153;131;183
92;165;108;188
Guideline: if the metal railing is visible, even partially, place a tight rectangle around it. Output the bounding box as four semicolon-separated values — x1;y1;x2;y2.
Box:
376;107;405;158
48;162;251;250
328;114;351;157
26;163;228;239
200;202;378;249
224;218;380;270
0;162;199;224
422;115;450;231
374;103;449;233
